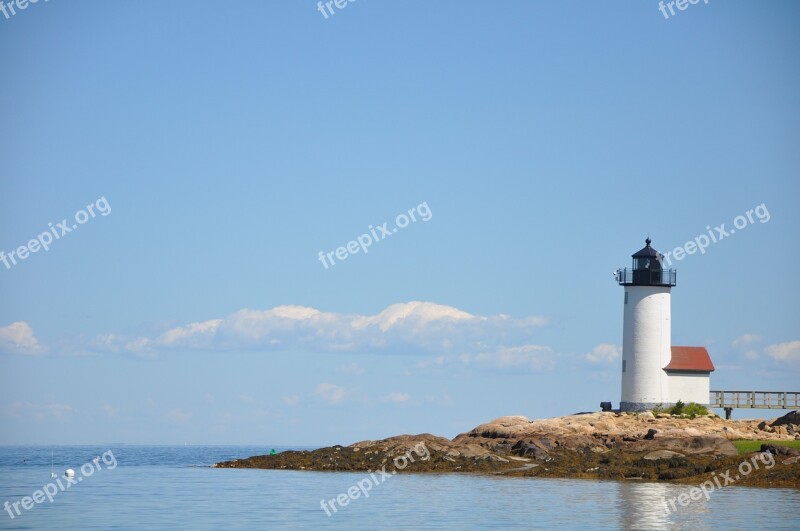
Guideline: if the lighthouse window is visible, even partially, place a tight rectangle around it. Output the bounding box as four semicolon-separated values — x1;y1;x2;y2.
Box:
624;292;628;304
622;360;626;373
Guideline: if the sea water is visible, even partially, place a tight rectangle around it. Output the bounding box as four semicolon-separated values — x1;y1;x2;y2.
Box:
0;446;797;530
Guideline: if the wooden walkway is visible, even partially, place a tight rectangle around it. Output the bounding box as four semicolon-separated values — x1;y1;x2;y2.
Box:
709;390;800;419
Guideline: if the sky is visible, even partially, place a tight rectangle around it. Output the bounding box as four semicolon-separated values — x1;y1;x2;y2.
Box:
1;0;798;446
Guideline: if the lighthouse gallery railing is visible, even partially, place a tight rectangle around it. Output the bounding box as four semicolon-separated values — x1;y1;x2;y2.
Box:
616;268;677;286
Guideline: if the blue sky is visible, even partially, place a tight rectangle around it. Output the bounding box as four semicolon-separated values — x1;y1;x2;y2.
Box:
1;0;798;446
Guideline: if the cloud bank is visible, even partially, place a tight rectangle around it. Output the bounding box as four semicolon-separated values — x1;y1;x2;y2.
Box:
72;301;549;358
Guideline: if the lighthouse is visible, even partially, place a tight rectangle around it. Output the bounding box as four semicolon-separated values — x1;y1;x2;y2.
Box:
615;238;714;412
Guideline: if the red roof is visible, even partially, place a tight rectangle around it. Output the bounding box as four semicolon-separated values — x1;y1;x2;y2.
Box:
664;346;715;373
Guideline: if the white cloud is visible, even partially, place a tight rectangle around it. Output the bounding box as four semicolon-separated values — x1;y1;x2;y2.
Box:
315;383;347;405
743;350;759;360
765;341;800;362
83;301;547;357
102;405;119;417
123;337;157;358
159;319;222;347
414;345;558;373
382;392;411;404
732;334;761;348
585;344;621;364
282;394;300;406
0;322;44;355
460;345;555;371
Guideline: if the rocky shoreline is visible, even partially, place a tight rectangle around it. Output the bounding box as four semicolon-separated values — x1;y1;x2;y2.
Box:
214;410;800;488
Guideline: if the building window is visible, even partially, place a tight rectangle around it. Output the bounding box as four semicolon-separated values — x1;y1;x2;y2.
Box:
622;360;626;373
624;292;628;304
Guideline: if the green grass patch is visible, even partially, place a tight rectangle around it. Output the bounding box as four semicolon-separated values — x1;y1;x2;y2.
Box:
733;440;800;454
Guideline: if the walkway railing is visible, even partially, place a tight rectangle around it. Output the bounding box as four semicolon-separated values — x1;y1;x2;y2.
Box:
709;390;800;418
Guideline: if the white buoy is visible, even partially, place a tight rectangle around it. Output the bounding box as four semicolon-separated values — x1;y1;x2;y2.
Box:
65;469;75;478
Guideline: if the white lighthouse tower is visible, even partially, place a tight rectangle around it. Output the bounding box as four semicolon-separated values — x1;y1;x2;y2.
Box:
616;238;677;412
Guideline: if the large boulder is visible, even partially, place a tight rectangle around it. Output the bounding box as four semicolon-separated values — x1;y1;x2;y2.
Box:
761;444;800;457
643;450;684;460
625;436;738;457
771;411;799;427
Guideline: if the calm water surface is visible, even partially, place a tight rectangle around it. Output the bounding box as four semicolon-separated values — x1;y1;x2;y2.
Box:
0;446;797;530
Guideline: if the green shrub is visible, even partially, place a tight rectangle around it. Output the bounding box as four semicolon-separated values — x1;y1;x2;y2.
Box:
682;402;708;419
651;401;708;418
657;400;708;418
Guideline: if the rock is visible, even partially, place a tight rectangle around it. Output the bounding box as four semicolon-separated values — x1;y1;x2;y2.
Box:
721;426;749;439
511;440;552;461
589;421;613;432
771;411;800;427
638;411;655;420
783;457;800;465
626;436;738;457
468;416;534;439
643;450;684;460
761;444;800;457
460;444;495;458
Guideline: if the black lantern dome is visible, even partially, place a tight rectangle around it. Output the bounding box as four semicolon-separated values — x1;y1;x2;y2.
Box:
616;238;676;286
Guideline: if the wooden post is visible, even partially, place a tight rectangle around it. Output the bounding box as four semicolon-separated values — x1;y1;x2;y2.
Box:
724;407;732;420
